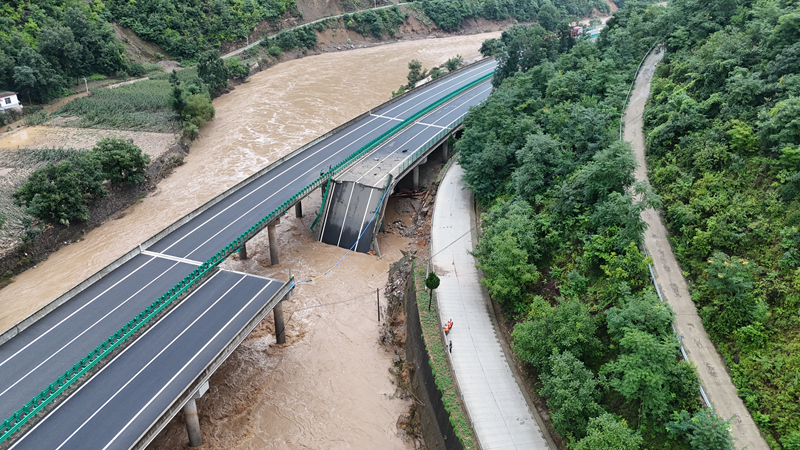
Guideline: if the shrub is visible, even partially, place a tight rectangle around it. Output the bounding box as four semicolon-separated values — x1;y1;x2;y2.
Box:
91;138;151;186
181;94;215;128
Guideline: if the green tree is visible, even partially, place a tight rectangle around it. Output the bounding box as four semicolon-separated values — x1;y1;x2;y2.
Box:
540;351;605;439
406;59;428;89
537;3;560;32
601;329;697;423
477;230;540;313
425;271;440;310
197;50;229;95
571;413;643;450
13;156;107;226
445;55;463;72
513;297;600;371
182;94;216;128
606;290;676;342
666;409;734;450
91;138;151;186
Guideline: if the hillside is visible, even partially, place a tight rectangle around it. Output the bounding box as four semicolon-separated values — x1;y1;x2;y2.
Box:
456;0;800;448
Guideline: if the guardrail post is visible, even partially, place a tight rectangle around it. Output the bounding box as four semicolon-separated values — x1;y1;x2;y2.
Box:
295;201;303;218
273;300;286;344
268;219;280;265
238;243;248;260
183;398;202;447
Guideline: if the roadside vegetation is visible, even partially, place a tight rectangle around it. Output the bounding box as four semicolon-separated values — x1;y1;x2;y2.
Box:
457;1;739;448
413;261;476;449
13;138;150;226
643;0;800;447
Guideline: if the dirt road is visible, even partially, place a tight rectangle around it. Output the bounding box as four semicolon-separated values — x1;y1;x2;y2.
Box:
624;48;768;450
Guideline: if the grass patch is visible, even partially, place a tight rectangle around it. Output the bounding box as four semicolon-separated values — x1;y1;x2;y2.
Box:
53;79;179;132
413;259;476;450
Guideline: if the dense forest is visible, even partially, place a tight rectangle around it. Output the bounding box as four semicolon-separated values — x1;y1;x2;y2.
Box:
643;0;800;447
0;0;612;106
457;0;800;448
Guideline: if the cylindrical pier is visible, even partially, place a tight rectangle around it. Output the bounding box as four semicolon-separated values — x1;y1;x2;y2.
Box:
273;300;286;344
183;398;202;447
268;219;280;265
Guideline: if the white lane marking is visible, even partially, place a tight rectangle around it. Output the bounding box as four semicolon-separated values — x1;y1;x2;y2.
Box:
99;280;274;450
8;270;227;450
140;251;203;266
416;122;448;129
353;84;493;185
370;114;403;122
0;255;159;370
336;183;357;248
318;182;337;241
159;63;496;258
0;260;185;401
353;189;375;250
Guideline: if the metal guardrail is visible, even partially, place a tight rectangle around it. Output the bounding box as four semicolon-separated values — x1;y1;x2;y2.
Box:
0;69;495;445
309;71;493;230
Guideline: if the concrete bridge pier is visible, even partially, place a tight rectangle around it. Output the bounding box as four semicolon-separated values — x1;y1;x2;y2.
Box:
238;244;248;260
268;218;280;265
183;381;209;447
442;139;450;162
273;300;286;344
412;166;419;190
295;201;303;218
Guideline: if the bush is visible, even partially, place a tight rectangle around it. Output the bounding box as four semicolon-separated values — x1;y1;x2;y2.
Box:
13;156;107;226
91;138;151;186
181;94;215;128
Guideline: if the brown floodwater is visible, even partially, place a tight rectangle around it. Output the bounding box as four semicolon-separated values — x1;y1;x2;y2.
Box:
0;32;500;448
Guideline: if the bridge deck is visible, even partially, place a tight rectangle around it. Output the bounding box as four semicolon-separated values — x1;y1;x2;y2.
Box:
9;271;286;450
0;58;496;446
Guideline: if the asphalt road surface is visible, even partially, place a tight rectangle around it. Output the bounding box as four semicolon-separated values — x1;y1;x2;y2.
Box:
0;58;496;448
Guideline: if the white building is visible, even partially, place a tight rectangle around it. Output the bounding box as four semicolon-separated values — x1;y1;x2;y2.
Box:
0;91;22;112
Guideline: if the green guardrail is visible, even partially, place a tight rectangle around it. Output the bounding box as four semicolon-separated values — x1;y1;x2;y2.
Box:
0;69;494;446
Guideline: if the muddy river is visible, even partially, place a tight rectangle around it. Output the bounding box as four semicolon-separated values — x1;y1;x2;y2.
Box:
0;32;499;448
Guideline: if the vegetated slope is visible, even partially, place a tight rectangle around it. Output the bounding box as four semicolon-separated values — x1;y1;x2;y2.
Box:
643;0;800;447
458;2;736;449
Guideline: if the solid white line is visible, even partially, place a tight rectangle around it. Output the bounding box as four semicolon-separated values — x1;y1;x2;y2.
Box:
8;270;227;450
100;281;274;450
336;182;357;248
318;182;336;241
353;189;375;250
370;114;403;121
0;259;184;401
416;122;448;129
140;250;202;266
0;255;159;370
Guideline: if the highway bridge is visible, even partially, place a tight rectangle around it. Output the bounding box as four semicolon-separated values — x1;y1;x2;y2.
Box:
0;58;495;449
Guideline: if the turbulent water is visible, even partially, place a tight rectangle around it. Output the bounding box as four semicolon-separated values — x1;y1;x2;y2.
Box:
0;32;500;448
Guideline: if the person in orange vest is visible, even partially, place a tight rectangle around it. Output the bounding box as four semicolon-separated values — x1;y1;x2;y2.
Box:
444;319;453;334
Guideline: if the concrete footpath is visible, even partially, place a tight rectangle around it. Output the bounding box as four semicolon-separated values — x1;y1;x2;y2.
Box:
625;49;768;449
430;163;551;450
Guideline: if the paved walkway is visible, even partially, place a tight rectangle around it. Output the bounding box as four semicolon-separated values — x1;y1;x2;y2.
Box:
625;49;768;450
430;163;551;450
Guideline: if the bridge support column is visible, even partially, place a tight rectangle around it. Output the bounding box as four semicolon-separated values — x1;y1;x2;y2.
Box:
238;243;248;260
295;201;303;218
268;219;280;265
273;300;286;344
412;166;420;190
442;139;449;162
183;399;202;447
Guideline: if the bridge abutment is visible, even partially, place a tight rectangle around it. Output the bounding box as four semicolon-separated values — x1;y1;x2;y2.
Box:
273;300;286;344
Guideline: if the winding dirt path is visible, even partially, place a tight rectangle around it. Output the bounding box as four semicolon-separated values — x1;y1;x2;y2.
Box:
625;49;768;450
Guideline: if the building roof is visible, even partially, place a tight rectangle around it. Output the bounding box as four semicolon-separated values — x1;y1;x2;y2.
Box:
0;91;18;97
